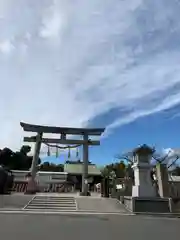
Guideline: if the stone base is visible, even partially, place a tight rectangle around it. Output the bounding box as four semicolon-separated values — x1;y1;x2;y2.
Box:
79;191;91;196
132;185;156;198
123;196;172;213
25;178;37;194
171;198;180;213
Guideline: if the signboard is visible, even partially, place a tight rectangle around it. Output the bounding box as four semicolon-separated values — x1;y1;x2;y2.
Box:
116;184;123;189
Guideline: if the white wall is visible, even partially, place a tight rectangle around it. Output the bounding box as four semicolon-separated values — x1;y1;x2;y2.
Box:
12;170;68;184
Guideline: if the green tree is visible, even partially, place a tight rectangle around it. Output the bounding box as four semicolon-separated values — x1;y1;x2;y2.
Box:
39;162;64;172
0;145;41;170
101;161;126;178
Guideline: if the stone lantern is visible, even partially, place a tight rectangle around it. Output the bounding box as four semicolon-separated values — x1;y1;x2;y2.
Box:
132;144;156;197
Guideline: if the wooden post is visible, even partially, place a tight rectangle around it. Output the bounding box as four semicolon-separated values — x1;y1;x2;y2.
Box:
82;134;89;196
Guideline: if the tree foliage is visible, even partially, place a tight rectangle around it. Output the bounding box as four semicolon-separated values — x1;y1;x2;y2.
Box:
0;146;41;170
101;161;129;178
65;160;92;164
39;162;64;172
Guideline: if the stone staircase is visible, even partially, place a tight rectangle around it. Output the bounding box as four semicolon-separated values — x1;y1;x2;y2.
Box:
24;195;77;212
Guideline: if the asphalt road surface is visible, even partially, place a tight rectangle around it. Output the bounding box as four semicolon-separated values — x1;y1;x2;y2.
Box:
0;213;179;240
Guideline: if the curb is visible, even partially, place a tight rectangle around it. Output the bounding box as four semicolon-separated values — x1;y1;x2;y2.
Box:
135;212;180;218
0;209;179;218
0;210;135;216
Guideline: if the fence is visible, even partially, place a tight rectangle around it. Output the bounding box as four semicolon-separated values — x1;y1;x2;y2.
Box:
12;181;74;193
108;177;180;198
12;181;28;192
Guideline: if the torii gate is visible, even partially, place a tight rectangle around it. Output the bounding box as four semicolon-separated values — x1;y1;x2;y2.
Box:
20;122;105;196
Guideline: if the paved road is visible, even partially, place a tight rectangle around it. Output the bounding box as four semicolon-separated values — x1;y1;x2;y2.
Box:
0;213;179;240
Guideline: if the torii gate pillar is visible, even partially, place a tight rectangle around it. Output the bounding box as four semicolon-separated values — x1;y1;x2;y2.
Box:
81;134;89;196
26;132;42;194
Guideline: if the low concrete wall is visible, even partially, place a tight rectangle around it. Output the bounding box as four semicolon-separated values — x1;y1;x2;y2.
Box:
133;197;171;213
171;198;180;213
12;170;68;182
123;196;172;213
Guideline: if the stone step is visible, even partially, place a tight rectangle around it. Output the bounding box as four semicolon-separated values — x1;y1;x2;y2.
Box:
25;208;77;212
24;196;77;211
33;198;75;201
29;203;76;207
33;197;75;200
34;197;75;199
27;201;76;204
26;205;77;210
33;198;75;202
32;200;75;203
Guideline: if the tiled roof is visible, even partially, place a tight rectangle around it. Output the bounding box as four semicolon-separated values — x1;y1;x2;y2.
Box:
64;164;101;175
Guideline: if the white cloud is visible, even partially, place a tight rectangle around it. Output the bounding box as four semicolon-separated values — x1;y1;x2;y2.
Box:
0;0;180;151
105;91;180;136
0;40;14;54
162;148;174;156
39;0;65;40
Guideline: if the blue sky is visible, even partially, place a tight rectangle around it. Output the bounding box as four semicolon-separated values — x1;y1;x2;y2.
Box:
1;0;180;166
43;105;180;165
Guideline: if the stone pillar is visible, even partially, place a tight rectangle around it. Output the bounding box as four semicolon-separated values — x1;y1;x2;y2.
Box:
124;178;133;196
26;132;42;194
81;134;89;196
156;164;170;198
132;146;156;198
